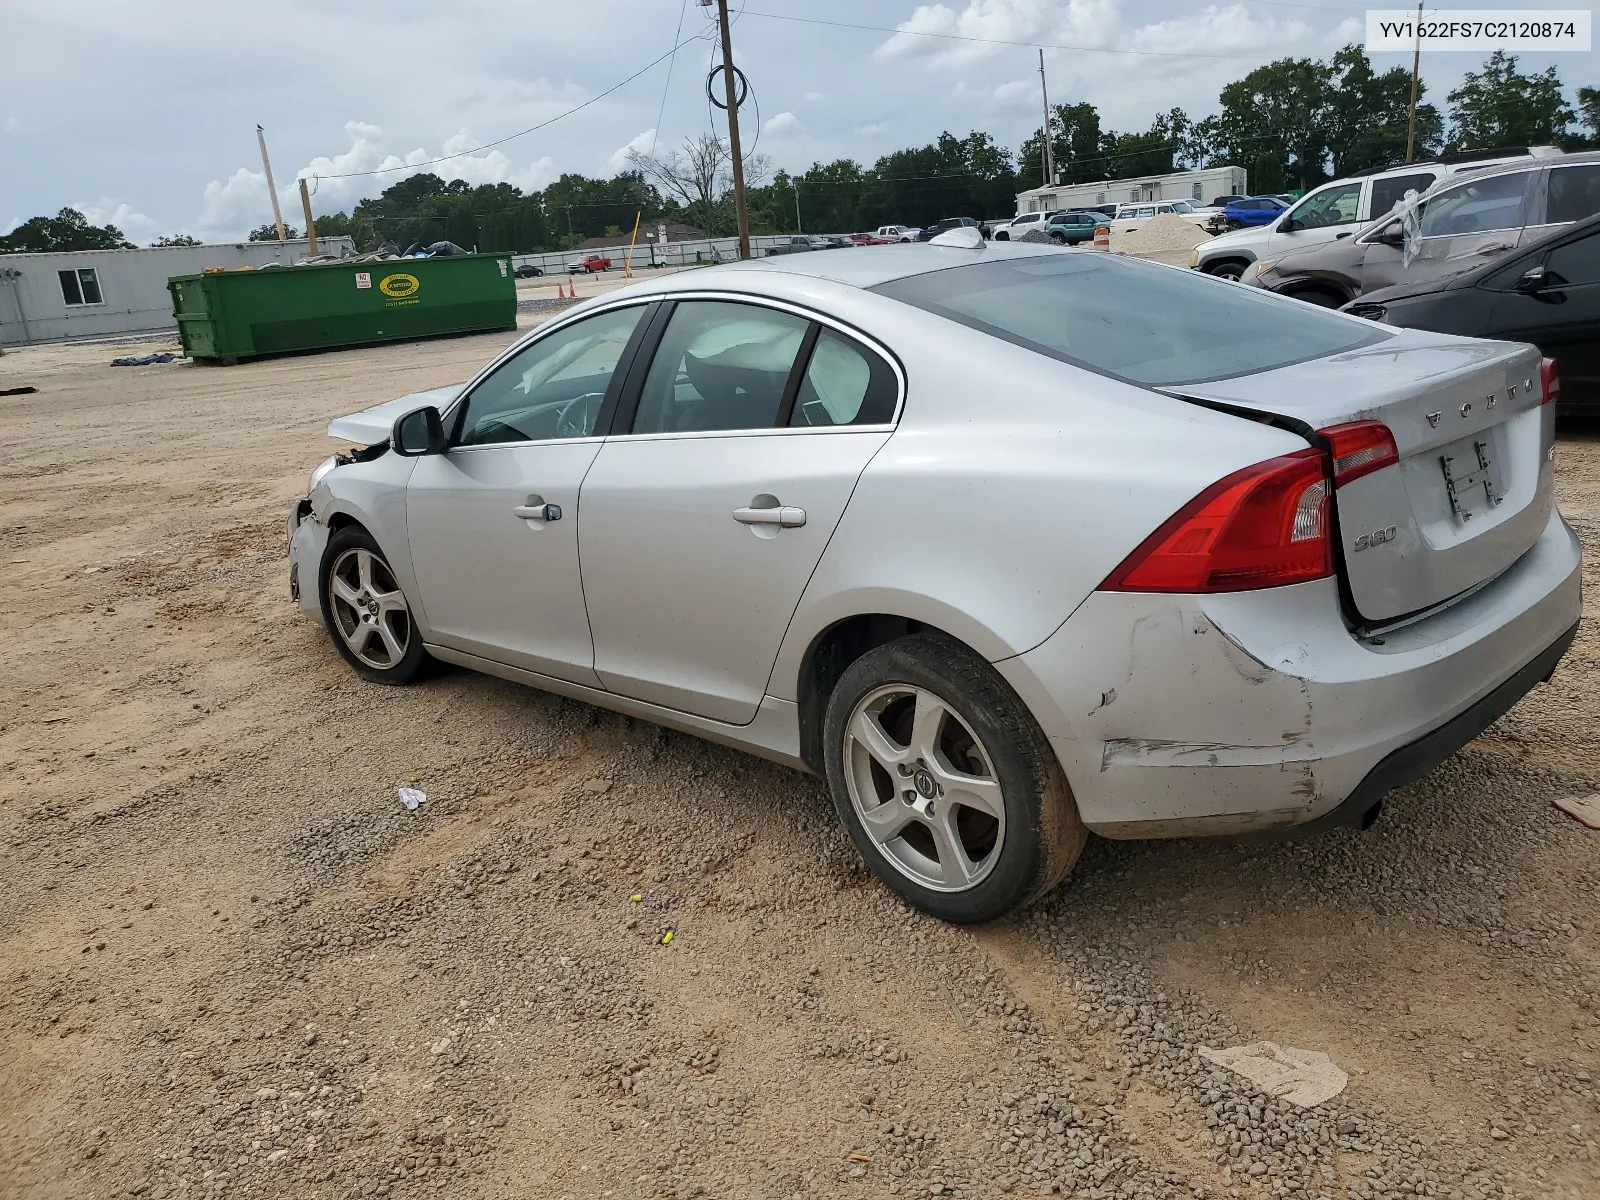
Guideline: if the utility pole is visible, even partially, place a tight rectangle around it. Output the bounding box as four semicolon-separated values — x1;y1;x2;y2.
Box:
256;125;288;243
794;183;802;234
713;0;751;260
1039;50;1055;189
1405;0;1423;162
297;178;318;256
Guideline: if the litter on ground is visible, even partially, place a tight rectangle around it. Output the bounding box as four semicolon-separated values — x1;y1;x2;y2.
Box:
396;786;427;811
1553;793;1600;829
1199;1041;1348;1107
110;353;176;366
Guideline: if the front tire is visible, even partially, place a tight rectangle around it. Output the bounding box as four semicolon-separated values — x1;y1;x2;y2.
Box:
319;526;430;685
823;633;1086;923
1206;261;1247;281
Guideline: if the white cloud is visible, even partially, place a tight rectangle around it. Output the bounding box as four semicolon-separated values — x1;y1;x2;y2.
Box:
193;120;558;242
605;128;657;173
763;112;802;137
803;91;827;103
876;0;1117;69
75;197;162;245
854;121;889;137
1126;5;1307;55
3;116;17;133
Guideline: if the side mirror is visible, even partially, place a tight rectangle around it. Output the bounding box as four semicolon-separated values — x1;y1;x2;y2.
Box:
1514;266;1548;295
1377;223;1404;247
392;405;445;455
1277;216;1296;233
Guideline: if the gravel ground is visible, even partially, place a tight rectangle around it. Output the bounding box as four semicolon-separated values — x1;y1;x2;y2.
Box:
1;333;1597;1200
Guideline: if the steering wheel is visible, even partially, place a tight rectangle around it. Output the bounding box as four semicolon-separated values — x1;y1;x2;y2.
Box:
555;392;604;440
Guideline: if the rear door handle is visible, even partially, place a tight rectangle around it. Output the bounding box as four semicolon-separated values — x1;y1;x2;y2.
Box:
733;505;806;528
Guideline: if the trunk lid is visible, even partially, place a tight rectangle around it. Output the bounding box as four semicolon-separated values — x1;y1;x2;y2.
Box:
1167;331;1552;623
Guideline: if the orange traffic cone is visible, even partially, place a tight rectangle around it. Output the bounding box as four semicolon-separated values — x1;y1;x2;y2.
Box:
1093;225;1110;251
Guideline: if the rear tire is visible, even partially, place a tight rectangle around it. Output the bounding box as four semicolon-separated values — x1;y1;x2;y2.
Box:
822;633;1086;923
319;526;430;685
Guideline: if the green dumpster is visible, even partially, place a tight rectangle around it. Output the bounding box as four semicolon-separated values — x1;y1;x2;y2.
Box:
167;254;517;362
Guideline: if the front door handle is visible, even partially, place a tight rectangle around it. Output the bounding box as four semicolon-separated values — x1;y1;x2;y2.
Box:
512;494;562;522
733;505;806;528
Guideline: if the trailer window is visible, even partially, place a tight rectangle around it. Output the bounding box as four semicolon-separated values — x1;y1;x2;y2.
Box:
59;268;103;306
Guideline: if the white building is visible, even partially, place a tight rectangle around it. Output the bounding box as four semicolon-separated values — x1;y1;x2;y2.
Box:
0;237;355;347
1015;166;1249;215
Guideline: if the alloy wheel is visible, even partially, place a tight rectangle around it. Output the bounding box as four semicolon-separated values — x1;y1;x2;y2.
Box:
841;684;1007;892
327;547;411;670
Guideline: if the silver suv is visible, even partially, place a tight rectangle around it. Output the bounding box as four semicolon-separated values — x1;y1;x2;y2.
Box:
1193;147;1564;279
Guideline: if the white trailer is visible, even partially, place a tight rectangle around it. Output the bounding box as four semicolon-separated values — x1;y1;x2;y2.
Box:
1015;166;1248;216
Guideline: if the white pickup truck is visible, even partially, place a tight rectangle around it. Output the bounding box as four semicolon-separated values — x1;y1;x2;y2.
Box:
874;225;921;243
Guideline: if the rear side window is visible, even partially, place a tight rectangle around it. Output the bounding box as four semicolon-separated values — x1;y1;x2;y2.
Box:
1419;171;1531;237
871;254;1386;387
789;331;898;427
1370;172;1437;219
1546;165;1600;225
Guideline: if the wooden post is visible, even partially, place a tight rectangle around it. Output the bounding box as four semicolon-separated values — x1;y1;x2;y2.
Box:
1039;50;1055;188
298;177;318;256
1404;1;1423;162
715;0;751;261
624;210;641;279
256;125;287;243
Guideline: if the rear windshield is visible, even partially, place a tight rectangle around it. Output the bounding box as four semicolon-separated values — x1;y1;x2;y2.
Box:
870;252;1387;386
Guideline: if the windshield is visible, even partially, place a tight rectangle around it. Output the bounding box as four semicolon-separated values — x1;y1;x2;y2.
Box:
871;253;1387;386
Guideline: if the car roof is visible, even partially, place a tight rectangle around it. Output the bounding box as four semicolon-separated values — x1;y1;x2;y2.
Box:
617;239;1070;293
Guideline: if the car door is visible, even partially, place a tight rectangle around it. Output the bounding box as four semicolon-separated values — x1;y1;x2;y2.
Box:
578;297;900;724
1523;161;1600;243
1262;180;1363;254
1487;222;1600;410
1357;168;1539;296
404;302;652;684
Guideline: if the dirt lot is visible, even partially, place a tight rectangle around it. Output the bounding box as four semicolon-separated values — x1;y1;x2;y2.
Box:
1;330;1598;1200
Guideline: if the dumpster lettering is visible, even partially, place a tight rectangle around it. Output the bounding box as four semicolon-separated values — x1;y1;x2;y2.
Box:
378;273;420;299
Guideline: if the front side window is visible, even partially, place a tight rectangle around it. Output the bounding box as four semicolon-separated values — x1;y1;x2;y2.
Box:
1545;228;1600;287
59;267;102;306
872;254;1386;388
1418;171;1531;238
1289;182;1362;229
789;331;898;428
632;301;809;435
1546;164;1600;225
455;305;645;446
1370;172;1437;220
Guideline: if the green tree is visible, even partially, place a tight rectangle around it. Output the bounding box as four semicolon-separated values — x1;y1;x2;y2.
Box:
1;207;133;252
1198;56;1333;193
1447;52;1575;150
1018;102;1109;186
1579;86;1600;148
248;222;301;241
1324;45;1440;173
151;234;201;247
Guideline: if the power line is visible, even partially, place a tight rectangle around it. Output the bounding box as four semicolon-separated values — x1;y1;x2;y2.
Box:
736;9;1359;60
315;31;709;181
648;0;690;160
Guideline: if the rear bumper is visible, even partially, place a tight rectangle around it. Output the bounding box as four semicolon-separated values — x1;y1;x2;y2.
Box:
997;506;1582;838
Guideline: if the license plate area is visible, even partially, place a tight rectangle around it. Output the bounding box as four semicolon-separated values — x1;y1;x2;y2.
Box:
1439;438;1502;522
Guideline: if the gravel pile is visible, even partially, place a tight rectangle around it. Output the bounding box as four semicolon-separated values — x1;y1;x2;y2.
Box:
1110;214;1212;255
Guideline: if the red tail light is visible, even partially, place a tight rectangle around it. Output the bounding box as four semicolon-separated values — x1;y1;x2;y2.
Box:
1540;357;1560;406
1321;420;1399;486
1100;450;1332;593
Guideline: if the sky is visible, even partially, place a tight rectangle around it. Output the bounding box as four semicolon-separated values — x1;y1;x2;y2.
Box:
0;0;1588;242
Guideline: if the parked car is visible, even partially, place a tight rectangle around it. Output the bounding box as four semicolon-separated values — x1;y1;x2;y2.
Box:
765;235;837;256
1342;212;1600;415
1194;146;1565;280
1044;211;1104;244
512;263;544;278
568;254;612;274
875;225;922;243
1245;152;1600;307
1223;197;1291;228
850;232;890;245
993;212;1053;241
1209;195;1248;209
1110;201;1217;236
917;217;983;241
821;235;855;249
289;241;1579;923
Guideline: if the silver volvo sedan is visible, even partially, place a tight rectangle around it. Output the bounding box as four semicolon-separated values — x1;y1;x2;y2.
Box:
289;232;1581;923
